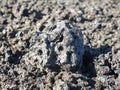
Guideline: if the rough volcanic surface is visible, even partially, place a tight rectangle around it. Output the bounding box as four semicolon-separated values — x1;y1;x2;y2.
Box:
22;21;84;71
0;0;120;90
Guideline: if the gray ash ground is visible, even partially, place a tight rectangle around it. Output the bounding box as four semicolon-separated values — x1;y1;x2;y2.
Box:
0;0;120;90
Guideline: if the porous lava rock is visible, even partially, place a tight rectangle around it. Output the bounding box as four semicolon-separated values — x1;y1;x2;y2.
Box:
22;21;84;71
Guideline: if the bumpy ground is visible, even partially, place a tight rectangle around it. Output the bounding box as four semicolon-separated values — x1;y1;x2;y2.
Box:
0;0;120;90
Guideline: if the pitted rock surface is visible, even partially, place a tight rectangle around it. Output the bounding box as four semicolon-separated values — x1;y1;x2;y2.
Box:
112;50;120;74
1;0;120;89
22;21;84;70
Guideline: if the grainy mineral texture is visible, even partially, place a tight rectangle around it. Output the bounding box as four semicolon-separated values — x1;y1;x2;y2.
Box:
22;21;84;71
0;0;120;90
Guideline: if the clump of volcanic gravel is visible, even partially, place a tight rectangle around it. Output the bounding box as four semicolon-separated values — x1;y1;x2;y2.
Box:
0;0;120;90
22;21;84;72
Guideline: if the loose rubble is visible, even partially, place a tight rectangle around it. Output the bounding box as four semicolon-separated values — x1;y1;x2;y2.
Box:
0;0;120;90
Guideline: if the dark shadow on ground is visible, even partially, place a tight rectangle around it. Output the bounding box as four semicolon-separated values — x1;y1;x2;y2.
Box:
76;45;112;88
81;45;111;78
